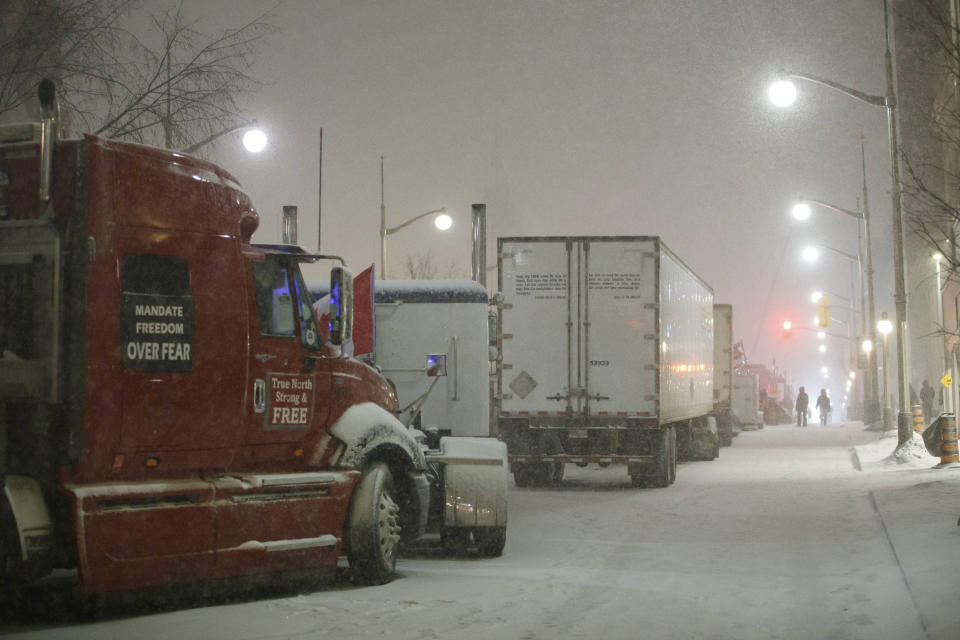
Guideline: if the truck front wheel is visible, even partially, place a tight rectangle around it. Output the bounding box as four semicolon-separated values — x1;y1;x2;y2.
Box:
346;462;402;585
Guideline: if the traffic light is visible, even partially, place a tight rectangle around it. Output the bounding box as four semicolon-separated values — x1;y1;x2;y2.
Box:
816;295;830;328
782;319;793;339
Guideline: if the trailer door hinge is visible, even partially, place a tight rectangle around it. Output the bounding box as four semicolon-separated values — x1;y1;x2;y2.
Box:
502;333;513;340
644;394;657;402
644;364;657;371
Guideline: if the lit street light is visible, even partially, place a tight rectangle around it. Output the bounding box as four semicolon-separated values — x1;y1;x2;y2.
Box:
768;80;798;107
242;129;268;153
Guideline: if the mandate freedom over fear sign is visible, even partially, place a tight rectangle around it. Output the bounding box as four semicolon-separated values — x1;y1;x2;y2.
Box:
121;293;195;372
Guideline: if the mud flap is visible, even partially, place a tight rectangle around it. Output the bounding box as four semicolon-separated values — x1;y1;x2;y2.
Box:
3;475;54;581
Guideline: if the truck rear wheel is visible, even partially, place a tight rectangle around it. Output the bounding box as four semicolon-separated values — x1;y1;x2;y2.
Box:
550;462;565;485
631;430;670;488
441;527;471;555
346;462;401;585
474;526;506;557
513;462;552;487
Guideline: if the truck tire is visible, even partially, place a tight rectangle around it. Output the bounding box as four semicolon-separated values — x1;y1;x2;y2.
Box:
346;462;401;585
474;526;506;557
513;463;532;487
441;527;471;556
514;462;551;487
648;429;671;488
550;462;565;485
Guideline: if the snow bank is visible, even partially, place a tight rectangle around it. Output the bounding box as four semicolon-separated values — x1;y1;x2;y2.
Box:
854;431;940;469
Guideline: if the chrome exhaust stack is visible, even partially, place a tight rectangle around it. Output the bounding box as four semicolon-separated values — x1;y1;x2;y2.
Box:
38;79;58;202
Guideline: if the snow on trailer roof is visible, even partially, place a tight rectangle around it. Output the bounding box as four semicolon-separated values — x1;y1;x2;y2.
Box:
308;279;488;304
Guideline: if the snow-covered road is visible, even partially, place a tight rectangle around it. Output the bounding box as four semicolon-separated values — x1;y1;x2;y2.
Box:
3;422;948;639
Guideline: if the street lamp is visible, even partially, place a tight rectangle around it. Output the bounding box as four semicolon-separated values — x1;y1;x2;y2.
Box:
242;129;268;153
878;312;894;431
378;156;447;279
379;206;449;279
768;1;908;442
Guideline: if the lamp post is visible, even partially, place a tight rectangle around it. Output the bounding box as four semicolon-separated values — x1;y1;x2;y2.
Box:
878;312;894;431
378;156;447;280
769;0;908;442
934;253;952;413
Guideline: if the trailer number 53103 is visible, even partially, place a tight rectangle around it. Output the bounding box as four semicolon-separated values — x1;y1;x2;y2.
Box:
589;360;610;366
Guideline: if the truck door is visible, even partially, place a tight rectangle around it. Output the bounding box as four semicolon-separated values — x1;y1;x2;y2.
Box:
212;252;342;576
241;253;330;448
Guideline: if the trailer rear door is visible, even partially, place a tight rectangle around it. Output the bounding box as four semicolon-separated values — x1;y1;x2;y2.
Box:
498;237;658;418
498;239;572;415
580;238;658;417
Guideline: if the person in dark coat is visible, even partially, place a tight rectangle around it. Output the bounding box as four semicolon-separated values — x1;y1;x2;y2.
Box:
816;389;831;426
920;379;935;422
795;386;809;427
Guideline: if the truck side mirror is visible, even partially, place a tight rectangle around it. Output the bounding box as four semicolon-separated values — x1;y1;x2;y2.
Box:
426;353;447;377
329;265;354;345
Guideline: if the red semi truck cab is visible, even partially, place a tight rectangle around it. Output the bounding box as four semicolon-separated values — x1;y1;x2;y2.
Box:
0;85;445;594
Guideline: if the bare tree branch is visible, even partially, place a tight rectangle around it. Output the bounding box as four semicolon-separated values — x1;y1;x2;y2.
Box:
0;0;276;152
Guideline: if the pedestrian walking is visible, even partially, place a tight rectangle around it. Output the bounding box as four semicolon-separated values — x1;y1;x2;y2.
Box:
816;389;831;426
795;386;809;427
920;379;935;422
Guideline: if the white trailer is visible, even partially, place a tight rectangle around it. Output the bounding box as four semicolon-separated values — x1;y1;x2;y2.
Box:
712;304;734;447
373;280;492;437
732;372;764;430
495;236;715;488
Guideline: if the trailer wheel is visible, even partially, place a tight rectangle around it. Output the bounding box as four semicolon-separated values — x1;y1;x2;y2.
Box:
513;463;552;487
441;527;471;556
512;463;532;487
550;462;565;485
346;462;401;585
634;430;670;488
474;526;506;557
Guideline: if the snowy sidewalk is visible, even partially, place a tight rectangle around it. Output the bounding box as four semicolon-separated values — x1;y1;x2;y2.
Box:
853;428;960;640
